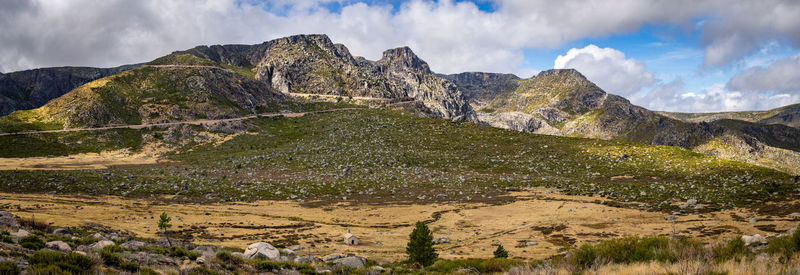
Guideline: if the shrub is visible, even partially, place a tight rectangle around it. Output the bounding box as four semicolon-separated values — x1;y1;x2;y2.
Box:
187;266;219;275
216;251;242;265
103;244;123;253
101;250;121;267
426;258;522;273
406;221;437;267
139;267;160;275
28;251;93;274
494;245;509;258
168;246;199;260
19;235;45;250
0;261;19;275
712;237;746;261
569;236;697;269
119;261;140;273
766;227;800;262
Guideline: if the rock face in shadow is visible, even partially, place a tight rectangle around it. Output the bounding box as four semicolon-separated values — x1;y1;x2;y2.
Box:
0;64;141;115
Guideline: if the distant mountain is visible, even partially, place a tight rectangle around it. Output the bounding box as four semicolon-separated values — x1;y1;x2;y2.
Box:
659;104;800;129
453;69;800;174
0;64;141;116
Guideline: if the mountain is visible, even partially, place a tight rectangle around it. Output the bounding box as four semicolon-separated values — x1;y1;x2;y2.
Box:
439;72;520;109
176;34;475;121
0;64;141;116
456;69;800;174
658;103;800;129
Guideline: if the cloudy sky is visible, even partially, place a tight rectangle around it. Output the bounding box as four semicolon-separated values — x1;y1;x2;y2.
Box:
1;0;799;112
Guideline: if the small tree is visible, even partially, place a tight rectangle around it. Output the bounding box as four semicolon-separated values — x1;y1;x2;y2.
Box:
157;212;172;233
406;221;437;267
493;244;509;258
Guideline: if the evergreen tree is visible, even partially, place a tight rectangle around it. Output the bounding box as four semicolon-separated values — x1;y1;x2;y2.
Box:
157;212;172;233
406;221;437;266
494;245;508;258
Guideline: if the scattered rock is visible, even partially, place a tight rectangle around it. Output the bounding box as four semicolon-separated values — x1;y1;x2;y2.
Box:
323;254;342;262
243;242;280;261
294;255;318;264
45;241;72;252
434;237;450;244
687;199;697;206
741;234;767;245
120;240;147;250
665;215;677;221
526;241;538;246
196;255;206;265
0;211;17;228
13;229;30;238
53;228;71;236
90;240;115;250
333;256;366;269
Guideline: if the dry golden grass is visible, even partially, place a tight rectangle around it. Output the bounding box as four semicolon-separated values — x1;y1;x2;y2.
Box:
3;189;797;263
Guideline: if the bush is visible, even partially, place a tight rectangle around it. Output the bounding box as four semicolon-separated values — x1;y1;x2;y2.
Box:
19;235;45;250
28;251;94;274
101;250;121;267
713;237;746;261
168;246;199;260
103;244;123;253
0;261;19;275
569;236;698;268
187;266;219;275
216;251;242;265
406;221;438;267
119;261;140;272
766;227;800;262
426;258;523;273
493;245;509;258
139;267;160;275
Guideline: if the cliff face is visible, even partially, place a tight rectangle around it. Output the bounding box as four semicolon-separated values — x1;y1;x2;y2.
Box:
0;64;141;115
178;35;475;121
439;72;520;110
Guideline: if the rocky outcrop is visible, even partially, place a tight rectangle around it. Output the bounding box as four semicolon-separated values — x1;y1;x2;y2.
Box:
440;72;520;109
174;35;476;121
243;242;280;260
477;112;561;135
0;64;141;116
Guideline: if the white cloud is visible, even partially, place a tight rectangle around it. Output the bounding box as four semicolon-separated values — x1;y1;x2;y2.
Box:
632;79;799;112
554;45;654;96
727;54;800;93
0;0;799;82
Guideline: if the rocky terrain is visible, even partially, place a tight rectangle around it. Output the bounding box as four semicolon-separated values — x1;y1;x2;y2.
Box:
453;69;800;174
0;64;141;116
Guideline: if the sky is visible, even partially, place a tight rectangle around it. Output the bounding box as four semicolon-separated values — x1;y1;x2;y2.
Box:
1;0;800;113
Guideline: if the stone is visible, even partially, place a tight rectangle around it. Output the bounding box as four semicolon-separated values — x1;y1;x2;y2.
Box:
0;211;17;228
90;233;105;240
323;254;342;262
333;256;366;269
687;199;697;206
196;256;206;265
231;252;245;259
526;241;538;246
120;240;147;250
288;245;303;251
45;241;72;252
90;240;115;250
53;228;71;236
156;237;172;248
741;234;767;245
243;242;280;260
665;215;677;221
294;255;318;264
13;229;30;237
749;217;757;223
282;248;296;257
434;237;450;244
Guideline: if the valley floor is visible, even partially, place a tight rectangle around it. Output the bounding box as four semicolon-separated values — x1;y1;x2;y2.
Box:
2;189;797;262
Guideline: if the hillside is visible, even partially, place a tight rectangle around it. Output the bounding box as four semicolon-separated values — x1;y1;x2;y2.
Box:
659;103;800;128
0;64;141;116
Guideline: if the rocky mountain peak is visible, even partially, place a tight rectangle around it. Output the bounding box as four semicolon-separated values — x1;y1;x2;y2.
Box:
378;46;431;74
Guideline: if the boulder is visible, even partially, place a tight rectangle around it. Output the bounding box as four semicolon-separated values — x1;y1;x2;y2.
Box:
120;240;147;250
294;255;318;264
156;237;172;248
0;211;17;228
333;256;366;269
13;229;30;237
526;241;538;246
90;233;106;240
243;242;280;260
52;228;71;236
46;241;72;252
741;234;767;246
323;254;342;262
231;252;245;259
196;255;206;265
90;240;115;250
282;248;296;257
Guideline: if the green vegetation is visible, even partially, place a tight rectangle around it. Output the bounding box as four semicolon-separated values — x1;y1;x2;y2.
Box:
493;245;509;258
570;236;701;268
19;235;45;250
27;251;94;274
422;258;525;274
0;261;19;275
407;221;437;267
766;227;800;262
100;250;121;267
119;261;140;273
158;212;172;233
